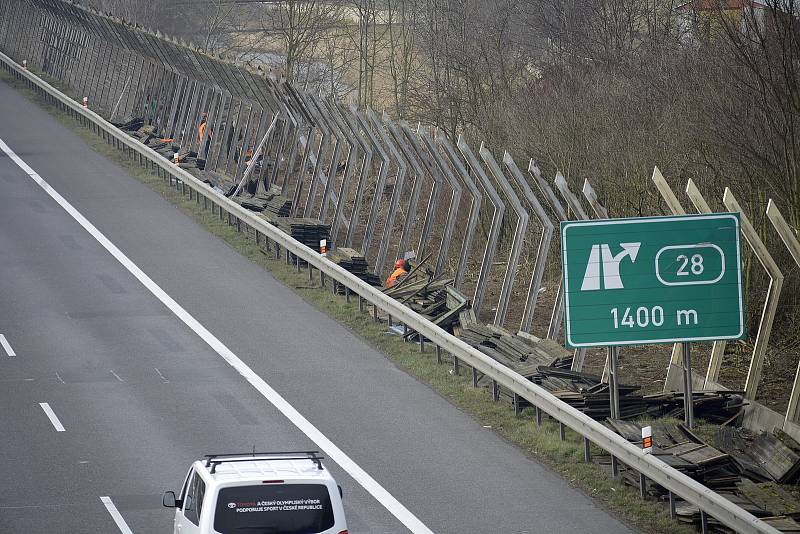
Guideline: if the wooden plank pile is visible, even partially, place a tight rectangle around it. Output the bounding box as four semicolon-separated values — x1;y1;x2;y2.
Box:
458;322;562;375
525;365;744;421
390;277;462;331
237;191;292;216
114;117;144;131
268;217;330;251
384;265;466;333
202;171;236;196
327;248;381;287
715;427;800;484
454;323;573;406
609;420;741;492
121;123;204;171
606;420;800;532
645;390;747;424
535;368;651;419
261;193;292;216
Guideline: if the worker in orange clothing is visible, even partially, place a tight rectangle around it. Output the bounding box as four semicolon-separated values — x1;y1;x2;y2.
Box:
385;258;410;288
198;113;213;159
198;113;208;144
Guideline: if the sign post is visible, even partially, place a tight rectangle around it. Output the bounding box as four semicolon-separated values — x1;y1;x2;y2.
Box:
561;213;745;428
682;341;695;427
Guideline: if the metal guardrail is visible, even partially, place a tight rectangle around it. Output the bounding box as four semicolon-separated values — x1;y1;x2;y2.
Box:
0;51;780;534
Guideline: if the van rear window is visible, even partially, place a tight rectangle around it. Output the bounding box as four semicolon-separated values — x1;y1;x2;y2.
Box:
213;484;334;534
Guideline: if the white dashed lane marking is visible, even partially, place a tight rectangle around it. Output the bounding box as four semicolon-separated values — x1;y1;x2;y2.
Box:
0;334;16;356
100;496;134;534
39;402;65;432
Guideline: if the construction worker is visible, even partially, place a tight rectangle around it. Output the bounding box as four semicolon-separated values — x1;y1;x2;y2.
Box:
198;113;208;144
385;258;410;288
198;113;212;159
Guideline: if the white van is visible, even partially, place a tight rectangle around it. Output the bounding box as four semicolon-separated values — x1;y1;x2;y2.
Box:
163;451;348;534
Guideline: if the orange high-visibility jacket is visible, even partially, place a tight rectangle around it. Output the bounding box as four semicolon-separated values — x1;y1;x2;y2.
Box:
385;268;407;288
198;121;207;143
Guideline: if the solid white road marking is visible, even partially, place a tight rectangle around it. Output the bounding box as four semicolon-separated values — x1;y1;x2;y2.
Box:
0;334;16;356
0;137;434;534
109;370;124;382
39;402;65;432
100;496;134;534
55;372;66;384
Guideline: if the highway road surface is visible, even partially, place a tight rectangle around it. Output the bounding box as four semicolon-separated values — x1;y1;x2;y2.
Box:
0;77;634;533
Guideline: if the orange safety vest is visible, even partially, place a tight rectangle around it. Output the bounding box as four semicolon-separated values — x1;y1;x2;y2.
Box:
198;121;207;143
386;268;407;288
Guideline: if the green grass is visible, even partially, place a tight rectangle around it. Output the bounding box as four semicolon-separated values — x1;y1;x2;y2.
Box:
1;66;699;534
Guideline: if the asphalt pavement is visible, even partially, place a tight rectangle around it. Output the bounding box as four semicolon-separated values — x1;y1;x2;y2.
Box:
0;77;634;533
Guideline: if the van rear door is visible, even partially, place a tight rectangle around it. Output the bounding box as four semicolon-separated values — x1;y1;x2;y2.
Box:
212;483;336;533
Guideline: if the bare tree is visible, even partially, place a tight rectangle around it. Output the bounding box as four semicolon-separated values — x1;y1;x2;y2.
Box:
700;1;800;228
386;0;421;117
349;0;388;109
259;1;344;84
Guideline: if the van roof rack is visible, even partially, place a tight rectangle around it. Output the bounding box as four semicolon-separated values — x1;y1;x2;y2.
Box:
203;451;324;473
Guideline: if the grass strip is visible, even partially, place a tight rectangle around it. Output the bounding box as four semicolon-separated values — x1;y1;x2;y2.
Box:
2;67;697;534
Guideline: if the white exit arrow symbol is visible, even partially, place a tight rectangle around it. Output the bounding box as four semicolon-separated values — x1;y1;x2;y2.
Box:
581;242;641;291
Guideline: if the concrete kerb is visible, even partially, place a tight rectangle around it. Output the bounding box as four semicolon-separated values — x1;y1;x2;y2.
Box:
0;51;781;534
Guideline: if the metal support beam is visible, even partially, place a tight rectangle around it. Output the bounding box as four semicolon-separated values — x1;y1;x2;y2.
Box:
480;144;529;328
766;199;800;425
724;189;783;401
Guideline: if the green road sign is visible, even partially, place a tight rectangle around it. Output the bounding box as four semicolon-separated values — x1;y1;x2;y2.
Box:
561;213;744;348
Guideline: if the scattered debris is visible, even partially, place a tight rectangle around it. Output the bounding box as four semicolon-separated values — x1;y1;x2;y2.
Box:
607;420;800;532
716;427;800;484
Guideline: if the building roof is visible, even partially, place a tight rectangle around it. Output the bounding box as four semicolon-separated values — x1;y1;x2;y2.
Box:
676;0;770;11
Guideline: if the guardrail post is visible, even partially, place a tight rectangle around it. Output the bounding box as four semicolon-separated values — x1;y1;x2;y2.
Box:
559;422;566;441
372;304;378;322
358;295;363;312
453;356;460;375
701;511;709;533
611;456;620;478
492;380;499;401
513;394;521;416
418;334;425;353
345;286;350;303
639;473;647;498
583;437;591;463
471;367;478;387
436;345;442;364
535;406;542;426
669;491;676;519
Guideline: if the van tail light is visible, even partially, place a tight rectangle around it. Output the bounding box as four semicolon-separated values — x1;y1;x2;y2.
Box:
261;480;284;484
338;531;348;534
